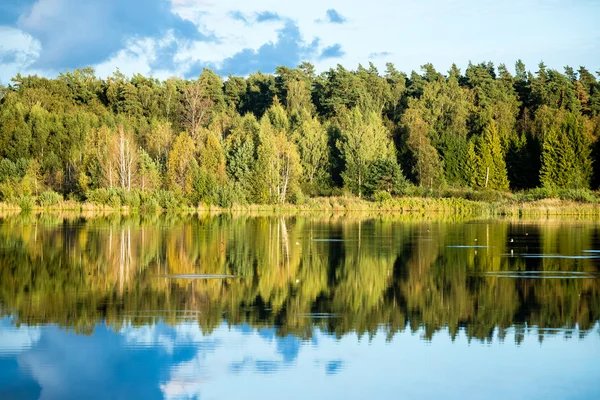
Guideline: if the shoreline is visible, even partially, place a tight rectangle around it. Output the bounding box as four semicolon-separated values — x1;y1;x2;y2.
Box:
1;195;599;218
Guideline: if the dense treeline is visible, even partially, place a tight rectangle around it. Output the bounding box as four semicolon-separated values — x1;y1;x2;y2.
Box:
1;214;599;342
1;60;600;207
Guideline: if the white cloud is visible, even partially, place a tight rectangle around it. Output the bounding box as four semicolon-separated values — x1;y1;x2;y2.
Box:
0;0;599;82
0;321;41;354
0;26;42;83
94;37;156;79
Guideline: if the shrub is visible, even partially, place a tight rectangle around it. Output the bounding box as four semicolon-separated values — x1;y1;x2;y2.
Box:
86;188;110;205
403;185;427;198
217;183;243;208
374;190;393;204
123;189;142;208
153;190;181;210
19;195;35;212
465;190;507;202
517;187;557;202
139;197;159;213
0;181;18;201
107;190;122;208
86;188;146;208
38;190;63;207
288;188;306;205
558;189;598;203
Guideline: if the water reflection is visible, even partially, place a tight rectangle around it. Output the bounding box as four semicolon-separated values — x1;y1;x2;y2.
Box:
0;213;599;340
0;213;599;398
1;319;599;400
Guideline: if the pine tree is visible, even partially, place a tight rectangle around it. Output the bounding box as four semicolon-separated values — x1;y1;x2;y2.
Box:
539;126;561;189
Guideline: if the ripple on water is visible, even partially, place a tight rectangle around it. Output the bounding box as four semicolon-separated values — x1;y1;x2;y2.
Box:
447;245;490;248
294;313;339;319
473;271;600;279
154;274;238;279
519;254;600;259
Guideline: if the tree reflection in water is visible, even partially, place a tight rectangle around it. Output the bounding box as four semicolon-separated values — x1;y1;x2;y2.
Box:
1;213;599;343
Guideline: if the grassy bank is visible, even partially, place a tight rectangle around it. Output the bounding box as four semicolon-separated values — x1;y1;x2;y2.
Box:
1;187;600;218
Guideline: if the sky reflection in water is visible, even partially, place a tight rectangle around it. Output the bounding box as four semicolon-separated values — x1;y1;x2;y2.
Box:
1;214;600;399
1;319;599;400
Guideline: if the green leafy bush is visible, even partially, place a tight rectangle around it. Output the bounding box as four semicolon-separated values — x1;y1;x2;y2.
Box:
86;188;110;205
38;190;63;207
19;195;35;212
517;187;557;202
139;197;159;213
288;188;306;205
465;190;507;202
153;190;181;210
558;189;598;203
374;190;393;204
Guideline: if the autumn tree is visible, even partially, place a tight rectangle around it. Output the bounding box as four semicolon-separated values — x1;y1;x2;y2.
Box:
167;132;196;193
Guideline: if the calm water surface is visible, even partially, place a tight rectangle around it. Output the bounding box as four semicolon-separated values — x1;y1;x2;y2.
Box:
0;213;599;399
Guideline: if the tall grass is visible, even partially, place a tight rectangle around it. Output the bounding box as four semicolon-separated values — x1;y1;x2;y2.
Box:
0;187;598;217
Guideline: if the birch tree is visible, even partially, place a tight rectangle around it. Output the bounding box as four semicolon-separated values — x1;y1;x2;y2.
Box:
337;108;397;196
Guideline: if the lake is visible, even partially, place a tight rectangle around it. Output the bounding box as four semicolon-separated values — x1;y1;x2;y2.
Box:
0;213;599;399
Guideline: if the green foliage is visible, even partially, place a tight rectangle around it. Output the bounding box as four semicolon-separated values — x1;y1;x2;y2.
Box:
85;188;111;205
337;108;399;196
373;190;393;203
0;61;598;205
139;196;159;213
18;195;35;212
363;158;407;196
473;121;509;190
517;187;558;202
539;110;592;189
138;150;161;192
153;190;182;210
516;187;599;203
292;111;329;193
38;190;63;207
188;163;219;206
85;188;142;208
557;189;598;203
403;108;445;188
167;132;196;192
253;109;303;204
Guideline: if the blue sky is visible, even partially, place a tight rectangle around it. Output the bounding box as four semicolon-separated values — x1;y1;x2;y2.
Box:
0;0;599;83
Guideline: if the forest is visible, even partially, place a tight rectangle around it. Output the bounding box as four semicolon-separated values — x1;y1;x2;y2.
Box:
0;60;599;208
